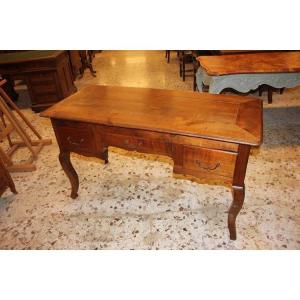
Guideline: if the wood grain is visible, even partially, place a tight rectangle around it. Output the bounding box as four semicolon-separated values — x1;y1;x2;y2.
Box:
197;51;300;76
41;85;262;146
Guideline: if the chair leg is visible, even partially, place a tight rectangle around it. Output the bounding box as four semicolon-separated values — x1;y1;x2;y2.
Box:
182;55;185;81
179;57;182;77
165;50;170;63
258;86;263;96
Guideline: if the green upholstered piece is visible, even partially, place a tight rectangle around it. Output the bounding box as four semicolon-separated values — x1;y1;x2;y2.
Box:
0;51;62;65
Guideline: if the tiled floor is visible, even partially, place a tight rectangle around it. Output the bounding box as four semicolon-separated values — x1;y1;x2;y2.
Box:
0;50;299;249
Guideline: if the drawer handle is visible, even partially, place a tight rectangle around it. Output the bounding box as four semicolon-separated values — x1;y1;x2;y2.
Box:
67;136;84;146
124;139;143;150
195;160;220;171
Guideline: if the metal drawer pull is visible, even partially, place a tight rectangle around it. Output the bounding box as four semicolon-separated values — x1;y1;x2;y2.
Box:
67;136;84;146
195;160;220;171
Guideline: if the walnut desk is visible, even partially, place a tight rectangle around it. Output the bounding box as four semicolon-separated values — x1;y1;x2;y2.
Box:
41;85;263;240
196;51;300;103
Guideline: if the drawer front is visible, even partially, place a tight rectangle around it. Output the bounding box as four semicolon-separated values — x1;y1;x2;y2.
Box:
182;146;237;178
29;72;55;84
31;83;58;95
103;133;170;155
54;122;95;153
31;93;59;105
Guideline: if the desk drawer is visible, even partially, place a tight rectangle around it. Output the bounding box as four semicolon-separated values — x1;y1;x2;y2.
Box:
103;133;169;155
54;122;96;153
183;146;237;178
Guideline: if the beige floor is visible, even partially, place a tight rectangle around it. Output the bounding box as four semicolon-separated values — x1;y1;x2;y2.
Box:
0;50;299;249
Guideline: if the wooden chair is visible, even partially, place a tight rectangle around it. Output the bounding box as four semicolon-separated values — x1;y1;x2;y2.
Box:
180;50;213;91
179;51;194;82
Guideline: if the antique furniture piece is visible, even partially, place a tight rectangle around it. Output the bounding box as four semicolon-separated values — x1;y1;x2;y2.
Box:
0;50;77;112
196;51;300;103
0;80;52;172
0;157;17;197
41;85;263;240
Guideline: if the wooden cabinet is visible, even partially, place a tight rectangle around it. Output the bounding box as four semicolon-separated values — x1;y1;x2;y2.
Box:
0;51;77;112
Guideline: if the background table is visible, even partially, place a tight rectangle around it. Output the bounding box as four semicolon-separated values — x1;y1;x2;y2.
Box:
196;51;300;102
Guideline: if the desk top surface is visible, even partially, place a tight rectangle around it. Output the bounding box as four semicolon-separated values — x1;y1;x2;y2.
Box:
197;51;300;76
0;50;64;65
41;85;262;146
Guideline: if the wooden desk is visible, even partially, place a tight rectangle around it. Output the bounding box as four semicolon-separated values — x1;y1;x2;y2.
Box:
0;51;77;112
41;85;263;240
196;51;300;98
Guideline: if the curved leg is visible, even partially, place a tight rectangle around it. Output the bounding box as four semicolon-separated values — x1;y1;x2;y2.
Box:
228;144;250;240
59;151;79;199
228;185;245;240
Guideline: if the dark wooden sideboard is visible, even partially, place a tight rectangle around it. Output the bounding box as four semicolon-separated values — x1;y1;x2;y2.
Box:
41;85;263;240
0;51;77;112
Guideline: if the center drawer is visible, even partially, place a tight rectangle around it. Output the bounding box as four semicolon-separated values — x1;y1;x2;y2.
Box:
182;145;237;178
102;132;170;156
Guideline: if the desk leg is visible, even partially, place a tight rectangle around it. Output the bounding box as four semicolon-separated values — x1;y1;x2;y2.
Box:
228;185;245;240
228;144;250;240
59;151;79;199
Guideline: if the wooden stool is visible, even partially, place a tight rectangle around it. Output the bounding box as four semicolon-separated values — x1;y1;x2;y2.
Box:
0;80;52;172
0;156;17;196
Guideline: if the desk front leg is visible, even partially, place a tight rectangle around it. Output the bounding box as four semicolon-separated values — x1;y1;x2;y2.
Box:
228;144;250;240
59;151;79;199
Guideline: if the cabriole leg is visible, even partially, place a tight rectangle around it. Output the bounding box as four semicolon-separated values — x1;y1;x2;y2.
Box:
228;185;245;240
228;144;250;240
59;151;79;199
